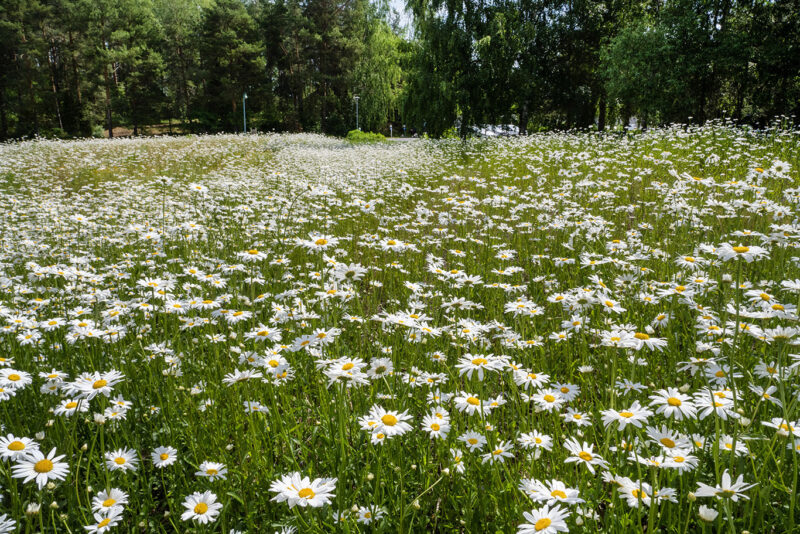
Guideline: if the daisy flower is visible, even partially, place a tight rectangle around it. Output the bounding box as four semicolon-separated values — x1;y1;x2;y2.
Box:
11;447;69;489
601;401;653;430
83;508;123;533
649;388;697;420
716;243;769;262
0;434;39;460
563;438;607;474
519;479;584;506
181;491;223;524
105;448;139;472
482;440;514;464
196;461;228;480
269;472;337;508
517;504;570;533
518;431;553;451
459;431;487;451
151;446;178;468
695;470;755;501
92;488;129;513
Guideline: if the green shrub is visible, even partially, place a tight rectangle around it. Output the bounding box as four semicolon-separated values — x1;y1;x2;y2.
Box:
346;130;386;143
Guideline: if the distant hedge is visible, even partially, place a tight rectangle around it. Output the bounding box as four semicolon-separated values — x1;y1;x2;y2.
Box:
346;130;386;143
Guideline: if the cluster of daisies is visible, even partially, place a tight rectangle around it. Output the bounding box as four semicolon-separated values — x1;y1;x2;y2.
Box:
0;125;798;532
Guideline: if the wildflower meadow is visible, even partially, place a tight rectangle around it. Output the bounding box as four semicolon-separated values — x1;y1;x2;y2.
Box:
1;123;799;532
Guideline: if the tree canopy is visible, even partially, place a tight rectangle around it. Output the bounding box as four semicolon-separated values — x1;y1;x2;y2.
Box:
0;0;798;139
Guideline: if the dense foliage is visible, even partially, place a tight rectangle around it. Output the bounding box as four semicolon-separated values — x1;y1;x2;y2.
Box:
0;0;798;139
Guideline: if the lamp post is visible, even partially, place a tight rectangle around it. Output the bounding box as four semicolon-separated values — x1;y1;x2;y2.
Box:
354;95;360;131
242;91;248;133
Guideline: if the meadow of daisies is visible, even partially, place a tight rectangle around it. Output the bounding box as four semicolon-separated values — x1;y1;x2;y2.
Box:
0;123;799;533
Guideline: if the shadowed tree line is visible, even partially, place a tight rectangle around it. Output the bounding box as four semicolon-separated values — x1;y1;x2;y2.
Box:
0;0;797;139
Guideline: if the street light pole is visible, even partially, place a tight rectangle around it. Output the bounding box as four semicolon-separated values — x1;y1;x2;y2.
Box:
242;91;248;133
354;95;360;131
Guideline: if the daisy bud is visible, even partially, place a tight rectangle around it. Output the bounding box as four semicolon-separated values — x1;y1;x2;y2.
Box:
575;517;584;526
139;521;147;528
164;511;170;517
687;492;696;502
722;274;732;282
35;432;45;440
412;500;420;509
87;486;93;493
226;444;234;451
351;505;359;513
679;383;691;393
394;466;401;473
700;505;720;523
740;417;751;426
46;419;54;427
367;473;374;481
645;325;655;334
442;468;450;475
94;413;106;425
59;514;68;521
26;503;41;516
737;408;745;415
411;464;417;470
81;443;88;451
49;500;58;508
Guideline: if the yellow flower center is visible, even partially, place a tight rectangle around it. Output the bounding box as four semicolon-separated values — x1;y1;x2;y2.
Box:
34;459;53;473
466;397;480;406
8;441;25;451
342;363;354;371
381;414;398;426
667;397;682;406
159;453;169;461
471;358;488;365
578;451;593;461
97;519;111;528
430;423;440;431
7;374;20;382
102;498;116;507
732;246;749;253
715;370;725;378
114;457;126;465
194;502;208;514
314;239;328;246
619;411;634;418
92;379;108;389
65;402;78;409
298;487;315;499
660;438;676;448
551;489;567;499
534;518;552;531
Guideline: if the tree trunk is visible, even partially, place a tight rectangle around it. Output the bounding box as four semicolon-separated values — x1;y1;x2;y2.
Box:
518;100;528;135
598;91;607;132
104;66;113;138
